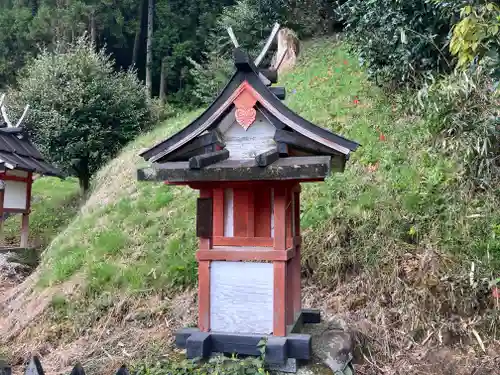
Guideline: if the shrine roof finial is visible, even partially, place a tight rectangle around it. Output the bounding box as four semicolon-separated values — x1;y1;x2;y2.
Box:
233;48;256;72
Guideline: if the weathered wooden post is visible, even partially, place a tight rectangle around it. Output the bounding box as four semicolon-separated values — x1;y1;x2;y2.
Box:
138;45;359;370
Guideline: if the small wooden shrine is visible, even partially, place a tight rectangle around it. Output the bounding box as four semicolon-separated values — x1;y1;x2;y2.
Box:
138;29;359;369
0;94;62;250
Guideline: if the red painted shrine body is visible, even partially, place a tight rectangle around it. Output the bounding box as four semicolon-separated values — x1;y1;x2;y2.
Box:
138;48;359;368
195;181;302;337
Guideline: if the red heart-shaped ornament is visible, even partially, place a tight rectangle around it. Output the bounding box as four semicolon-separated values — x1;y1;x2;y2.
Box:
235;107;256;130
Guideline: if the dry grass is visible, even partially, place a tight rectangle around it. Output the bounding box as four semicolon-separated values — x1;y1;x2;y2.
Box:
302;245;500;374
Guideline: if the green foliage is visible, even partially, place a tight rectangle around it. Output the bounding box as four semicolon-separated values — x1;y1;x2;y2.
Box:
0;6;37;88
449;2;500;79
188;50;234;105
338;0;453;87
134;352;267;375
417;68;500;187
11;36;152;191
284;0;347;37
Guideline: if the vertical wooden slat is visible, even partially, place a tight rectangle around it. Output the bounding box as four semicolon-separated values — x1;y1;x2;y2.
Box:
247;189;255;237
292;189;302;315
20;213;29;248
198;187;212;332
273;186;287;251
286;259;294;325
213;188;224;237
198;260;211;332
0;183;4;244
25;173;33;211
285;188;293;249
255;187;271;237
273;261;287;336
20;175;32;248
199;189;213;250
223;188;234;237
273;186;288;335
233;189;249;237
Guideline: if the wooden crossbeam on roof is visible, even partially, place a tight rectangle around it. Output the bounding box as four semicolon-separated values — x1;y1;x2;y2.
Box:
189;149;230;169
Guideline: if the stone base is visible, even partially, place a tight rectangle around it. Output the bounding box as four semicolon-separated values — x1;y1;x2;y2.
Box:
175;309;321;370
268;358;297;373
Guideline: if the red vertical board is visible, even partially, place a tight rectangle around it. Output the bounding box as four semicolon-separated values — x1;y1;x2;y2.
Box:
233;189;249;237
273;261;287;336
255;187;272;238
285;188;293;249
198;260;211;332
199;189;213;250
273;186;287;251
292;190;302;314
213;188;224;237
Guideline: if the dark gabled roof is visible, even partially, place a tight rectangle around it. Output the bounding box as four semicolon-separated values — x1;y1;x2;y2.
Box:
140;71;245;162
140;48;360;163
0;127;62;177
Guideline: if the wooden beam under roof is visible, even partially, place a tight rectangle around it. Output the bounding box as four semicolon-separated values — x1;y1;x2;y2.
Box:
260;69;278;84
274;129;343;156
269;87;285;100
255;149;280;167
189;149;230;170
160;130;224;162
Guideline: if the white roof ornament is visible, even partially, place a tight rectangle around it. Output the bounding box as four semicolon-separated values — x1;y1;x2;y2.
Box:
226;23;280;87
0;94;30;128
254;23;280;67
226;23;281;67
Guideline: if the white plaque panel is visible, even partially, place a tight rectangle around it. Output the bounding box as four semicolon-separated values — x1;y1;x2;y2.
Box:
4;180;28;210
210;261;273;334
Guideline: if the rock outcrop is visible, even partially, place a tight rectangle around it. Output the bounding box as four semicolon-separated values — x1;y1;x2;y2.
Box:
271;28;300;74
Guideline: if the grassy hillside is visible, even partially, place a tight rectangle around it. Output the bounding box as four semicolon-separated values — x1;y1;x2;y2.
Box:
1;38;499;374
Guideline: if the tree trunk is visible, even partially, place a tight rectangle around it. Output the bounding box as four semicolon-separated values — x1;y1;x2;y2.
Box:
74;157;90;194
90;10;97;47
132;0;146;67
31;0;38;16
159;57;167;104
145;0;154;98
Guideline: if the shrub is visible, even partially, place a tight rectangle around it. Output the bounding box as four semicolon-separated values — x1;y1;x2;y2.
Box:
12;36;152;192
338;0;453;87
448;1;500;79
417;68;500;188
188;49;234;105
